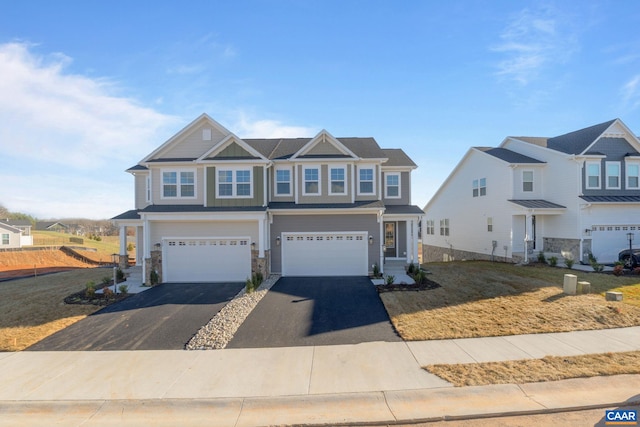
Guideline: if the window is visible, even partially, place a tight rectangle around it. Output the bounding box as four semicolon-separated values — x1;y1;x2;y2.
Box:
330;167;346;195
440;219;449;236
487;217;493;232
358;168;374;194
275;169;291;195
627;163;639;189
146;176;151;202
606;162;621;189
163;170;195;198
586;161;601;189
522;171;534;192
425;219;435;235
472;178;486;197
385;223;395;248
303;167;320;195
217;169;252;198
385;173;400;198
1;234;8;245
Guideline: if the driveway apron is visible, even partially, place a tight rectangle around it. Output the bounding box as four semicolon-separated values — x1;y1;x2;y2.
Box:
27;282;244;351
227;276;401;348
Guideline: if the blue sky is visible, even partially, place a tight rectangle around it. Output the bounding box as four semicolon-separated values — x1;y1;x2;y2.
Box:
1;1;639;219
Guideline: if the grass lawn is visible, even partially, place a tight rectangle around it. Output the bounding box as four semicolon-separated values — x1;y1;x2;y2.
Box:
380;261;640;341
379;261;640;386
0;268;112;351
32;230;124;263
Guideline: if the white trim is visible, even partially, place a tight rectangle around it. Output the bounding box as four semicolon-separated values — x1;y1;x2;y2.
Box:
522;170;534;192
384;172;401;199
197;133;269;162
328;164;347;196
290;129;359;160
302;165;321;196
627;161;640;189
215;167;254;199
357;165;376;196
160;168;197;200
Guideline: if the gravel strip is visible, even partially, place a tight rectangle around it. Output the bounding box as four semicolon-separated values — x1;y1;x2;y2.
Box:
185;275;280;350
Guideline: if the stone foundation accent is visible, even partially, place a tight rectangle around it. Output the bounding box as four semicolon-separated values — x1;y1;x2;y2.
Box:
251;249;270;278
144;250;162;285
422;244;514;264
543;237;581;264
118;254;128;271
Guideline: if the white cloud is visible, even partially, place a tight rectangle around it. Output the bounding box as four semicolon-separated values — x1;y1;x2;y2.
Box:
232;112;317;138
0;42;178;219
492;7;578;85
621;74;640;110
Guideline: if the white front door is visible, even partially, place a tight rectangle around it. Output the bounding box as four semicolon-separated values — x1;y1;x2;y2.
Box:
281;232;368;276
163;237;251;282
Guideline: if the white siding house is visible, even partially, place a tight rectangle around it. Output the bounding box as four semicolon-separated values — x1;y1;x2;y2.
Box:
423;119;640;265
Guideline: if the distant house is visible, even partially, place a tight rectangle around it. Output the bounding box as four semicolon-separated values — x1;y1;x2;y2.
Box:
35;222;69;233
423;119;640;265
0;219;33;248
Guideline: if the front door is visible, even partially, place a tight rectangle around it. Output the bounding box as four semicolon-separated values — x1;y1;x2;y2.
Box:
384;222;396;258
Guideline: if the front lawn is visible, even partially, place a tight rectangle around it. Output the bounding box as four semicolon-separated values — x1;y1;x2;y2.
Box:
379;261;640;341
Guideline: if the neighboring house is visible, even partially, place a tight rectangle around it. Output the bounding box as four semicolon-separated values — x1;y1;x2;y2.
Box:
423;119;640;265
0;222;23;249
0;219;33;248
35;222;69;233
112;114;423;283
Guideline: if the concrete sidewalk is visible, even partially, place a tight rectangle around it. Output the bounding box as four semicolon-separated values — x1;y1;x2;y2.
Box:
1;327;640;426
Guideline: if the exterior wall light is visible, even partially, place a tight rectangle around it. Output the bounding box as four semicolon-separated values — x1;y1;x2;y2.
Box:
368;235;374;245
276;236;281;246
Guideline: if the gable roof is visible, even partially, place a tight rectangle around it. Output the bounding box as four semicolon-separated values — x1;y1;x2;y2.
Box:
476;147;545;164
198;134;269;162
0;222;21;233
290;130;358;160
381;149;416;168
546;119;617;154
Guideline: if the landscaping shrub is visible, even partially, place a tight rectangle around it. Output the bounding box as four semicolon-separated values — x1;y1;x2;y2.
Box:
85;281;96;299
372;263;381;278
537;251;546;264
588;253;604;272
385;274;395;285
118;284;129;294
564;257;574;269
406;262;416;275
548;256;558;267
613;265;625;277
413;269;427;285
246;271;263;293
634;267;640;276
150;270;159;286
101;276;111;286
103;287;114;298
116;268;125;282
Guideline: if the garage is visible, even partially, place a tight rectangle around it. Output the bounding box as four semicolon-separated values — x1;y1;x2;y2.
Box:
281;232;368;276
163;237;251;282
590;225;639;263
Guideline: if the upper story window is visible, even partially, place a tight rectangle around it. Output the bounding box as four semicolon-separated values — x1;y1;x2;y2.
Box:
472;178;486;197
440;218;449;236
358;167;374;195
275;168;291;196
163;170;195;198
303;167;320;195
217;168;252;198
385;173;400;198
330;167;346;195
585;161;601;189
425;219;435;235
627;162;640;189
146;176;151;202
522;171;534;192
606;161;621;189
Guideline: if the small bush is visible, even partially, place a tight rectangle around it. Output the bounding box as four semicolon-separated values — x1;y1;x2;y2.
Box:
564;257;574;269
588;253;604;272
413;269;427;285
127;242;135;252
118;284;129;294
633;267;640;275
103;287;114;298
385;274;395;285
537;251;546;264
101;276;111;285
406;262;416;274
150;270;159;286
246;271;263;293
116;268;125;282
372;263;381;278
85;281;96;298
613;265;625;277
548;256;558;267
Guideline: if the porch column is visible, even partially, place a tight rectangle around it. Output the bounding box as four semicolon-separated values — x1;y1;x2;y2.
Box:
379;213;385;273
406;219;413;263
258;218;265;258
143;219;151;284
524;214;533;263
118;226;128;269
411;218;419;264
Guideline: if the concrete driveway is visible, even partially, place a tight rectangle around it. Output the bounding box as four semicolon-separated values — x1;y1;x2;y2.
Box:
27;282;244;351
227;276;401;348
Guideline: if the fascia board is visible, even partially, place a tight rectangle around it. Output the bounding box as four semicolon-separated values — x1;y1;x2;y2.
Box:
197;133;269;162
140;211;268;221
291;129;358;160
270;207;384;215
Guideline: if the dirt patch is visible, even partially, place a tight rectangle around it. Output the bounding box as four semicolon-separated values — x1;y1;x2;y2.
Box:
0;249;96;273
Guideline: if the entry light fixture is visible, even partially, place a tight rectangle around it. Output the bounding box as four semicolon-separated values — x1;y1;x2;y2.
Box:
368;235;374;245
276;236;281;246
251;242;256;249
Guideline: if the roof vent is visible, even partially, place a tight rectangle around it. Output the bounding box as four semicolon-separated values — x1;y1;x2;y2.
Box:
203;128;212;141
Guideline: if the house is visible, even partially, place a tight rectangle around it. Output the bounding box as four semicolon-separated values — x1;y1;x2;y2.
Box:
0;219;33;248
112;114;423;284
422;119;640;265
35;221;69;233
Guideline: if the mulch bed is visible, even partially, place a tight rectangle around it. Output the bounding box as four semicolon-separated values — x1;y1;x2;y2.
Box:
64;283;131;306
375;277;441;293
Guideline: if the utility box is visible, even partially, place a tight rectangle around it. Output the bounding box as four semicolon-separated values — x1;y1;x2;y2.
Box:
606;291;623;301
563;274;577;295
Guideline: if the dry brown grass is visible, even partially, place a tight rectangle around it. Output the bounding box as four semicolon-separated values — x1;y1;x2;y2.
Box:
0;268;111;351
426;351;640;386
380;261;640;340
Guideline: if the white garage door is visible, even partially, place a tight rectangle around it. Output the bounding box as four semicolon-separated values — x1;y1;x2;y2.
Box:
281;232;368;276
163;237;251;282
591;225;639;263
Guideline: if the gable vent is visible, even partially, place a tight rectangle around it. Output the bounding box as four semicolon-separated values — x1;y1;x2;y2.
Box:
203;128;212;141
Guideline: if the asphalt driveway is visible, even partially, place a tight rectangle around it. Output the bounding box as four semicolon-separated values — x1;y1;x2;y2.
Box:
226;276;401;348
27;282;244;351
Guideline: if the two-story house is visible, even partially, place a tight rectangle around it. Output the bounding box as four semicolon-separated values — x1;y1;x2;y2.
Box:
112;114;423;284
423;119;640;265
